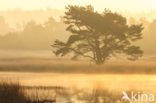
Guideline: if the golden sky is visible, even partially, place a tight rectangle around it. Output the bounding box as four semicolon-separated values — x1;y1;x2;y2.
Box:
0;0;156;12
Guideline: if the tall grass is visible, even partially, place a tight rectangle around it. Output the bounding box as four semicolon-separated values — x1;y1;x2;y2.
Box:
0;80;131;103
0;80;26;103
0;80;57;103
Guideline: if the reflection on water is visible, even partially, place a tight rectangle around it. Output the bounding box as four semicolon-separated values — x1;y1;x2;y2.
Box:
0;72;156;93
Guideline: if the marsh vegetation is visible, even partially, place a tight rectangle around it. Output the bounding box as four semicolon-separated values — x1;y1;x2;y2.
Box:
0;80;131;103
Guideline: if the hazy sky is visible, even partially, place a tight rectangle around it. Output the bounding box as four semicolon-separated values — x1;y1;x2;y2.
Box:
0;0;156;12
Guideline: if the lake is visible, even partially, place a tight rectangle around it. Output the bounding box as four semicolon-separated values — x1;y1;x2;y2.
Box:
0;72;156;93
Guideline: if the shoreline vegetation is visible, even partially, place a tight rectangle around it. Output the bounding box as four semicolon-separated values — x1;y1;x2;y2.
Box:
0;80;59;103
0;60;156;74
0;80;130;103
0;50;156;74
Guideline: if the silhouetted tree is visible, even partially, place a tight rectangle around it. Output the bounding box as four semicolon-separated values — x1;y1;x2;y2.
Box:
52;5;144;64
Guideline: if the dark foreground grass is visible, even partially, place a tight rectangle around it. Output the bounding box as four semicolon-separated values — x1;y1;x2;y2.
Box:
0;80;56;103
0;80;27;103
0;80;130;103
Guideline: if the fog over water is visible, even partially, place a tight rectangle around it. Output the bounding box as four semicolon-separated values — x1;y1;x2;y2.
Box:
1;72;156;93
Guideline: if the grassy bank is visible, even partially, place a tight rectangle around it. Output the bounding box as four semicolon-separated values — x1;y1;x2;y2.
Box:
0;60;156;74
0;50;156;74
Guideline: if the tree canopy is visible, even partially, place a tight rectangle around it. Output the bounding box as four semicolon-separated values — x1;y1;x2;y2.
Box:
52;5;144;64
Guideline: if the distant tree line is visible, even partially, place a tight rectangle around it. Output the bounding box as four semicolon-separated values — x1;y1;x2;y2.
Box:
0;17;69;50
0;10;156;55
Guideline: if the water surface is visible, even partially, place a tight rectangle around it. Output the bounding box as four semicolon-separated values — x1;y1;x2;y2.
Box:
0;72;156;93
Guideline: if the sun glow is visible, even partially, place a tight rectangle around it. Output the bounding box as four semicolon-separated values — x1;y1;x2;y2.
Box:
0;0;156;12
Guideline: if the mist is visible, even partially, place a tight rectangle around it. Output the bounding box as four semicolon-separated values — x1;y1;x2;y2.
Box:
0;4;156;103
0;8;156;55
